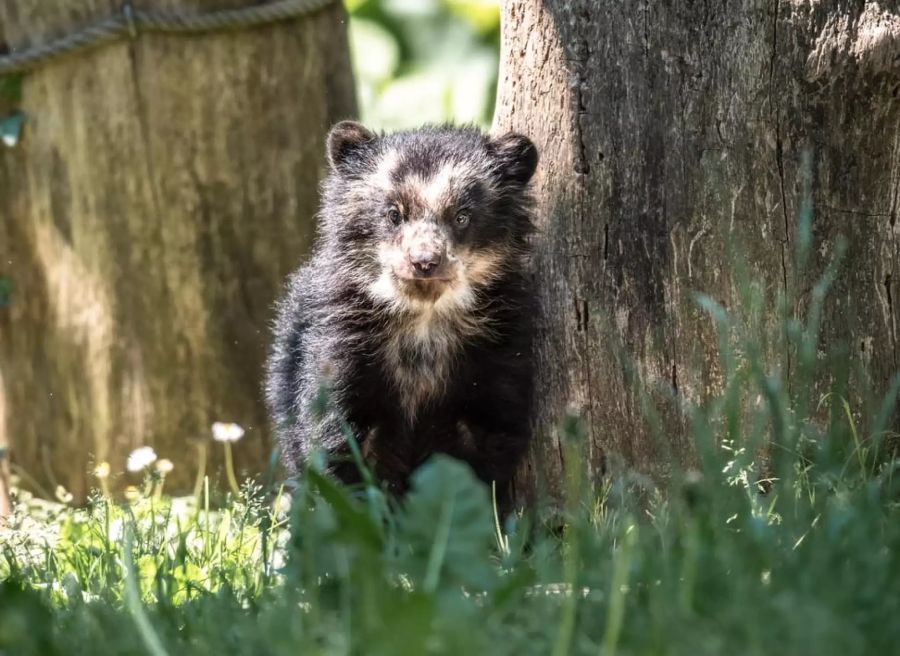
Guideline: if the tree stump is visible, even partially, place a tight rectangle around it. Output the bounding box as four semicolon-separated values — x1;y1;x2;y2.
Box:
0;0;356;500
494;0;900;498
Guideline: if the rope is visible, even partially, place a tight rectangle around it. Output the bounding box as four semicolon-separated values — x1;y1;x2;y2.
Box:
0;0;337;76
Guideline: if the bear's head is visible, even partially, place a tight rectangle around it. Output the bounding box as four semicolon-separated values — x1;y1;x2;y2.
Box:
319;121;538;314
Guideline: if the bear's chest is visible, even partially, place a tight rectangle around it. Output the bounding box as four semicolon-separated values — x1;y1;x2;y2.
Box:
379;315;468;422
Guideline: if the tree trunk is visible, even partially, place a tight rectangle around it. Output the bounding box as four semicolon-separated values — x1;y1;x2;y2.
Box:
494;1;900;499
0;0;355;501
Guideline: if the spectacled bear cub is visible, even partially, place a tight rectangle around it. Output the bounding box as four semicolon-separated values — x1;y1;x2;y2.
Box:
265;121;538;505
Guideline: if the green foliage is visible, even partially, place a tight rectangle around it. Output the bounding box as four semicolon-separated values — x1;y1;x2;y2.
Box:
2;187;900;653
0;111;25;148
0;73;25;148
395;457;497;593
345;0;500;129
0;74;23;103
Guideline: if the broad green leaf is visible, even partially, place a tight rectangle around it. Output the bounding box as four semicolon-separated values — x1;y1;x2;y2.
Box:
306;468;383;552
366;591;436;656
394;456;496;594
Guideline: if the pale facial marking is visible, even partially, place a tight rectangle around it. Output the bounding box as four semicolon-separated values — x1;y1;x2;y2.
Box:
367;240;506;315
416;162;469;211
453;248;507;287
368;148;400;192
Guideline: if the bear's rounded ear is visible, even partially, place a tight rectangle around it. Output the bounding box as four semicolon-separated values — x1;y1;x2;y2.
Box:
327;120;377;172
490;132;538;185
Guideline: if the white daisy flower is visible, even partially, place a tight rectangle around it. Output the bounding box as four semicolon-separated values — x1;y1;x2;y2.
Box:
92;461;111;479
55;485;74;504
127;446;157;472
155;459;174;474
211;422;245;443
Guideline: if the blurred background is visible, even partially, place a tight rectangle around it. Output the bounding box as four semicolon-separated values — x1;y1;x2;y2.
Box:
344;0;500;129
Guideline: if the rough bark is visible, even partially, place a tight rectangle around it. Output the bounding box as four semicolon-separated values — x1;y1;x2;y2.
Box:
494;0;900;498
0;0;355;500
0;450;9;517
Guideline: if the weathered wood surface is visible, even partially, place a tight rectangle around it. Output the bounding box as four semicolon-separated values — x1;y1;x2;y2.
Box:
0;0;355;500
0;450;9;517
495;0;900;498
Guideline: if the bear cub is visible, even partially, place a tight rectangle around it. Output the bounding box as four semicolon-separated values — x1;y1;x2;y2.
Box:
265;121;538;504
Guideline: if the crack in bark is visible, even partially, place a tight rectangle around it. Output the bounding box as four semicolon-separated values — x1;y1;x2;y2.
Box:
567;1;600;470
603;223;609;260
767;0;779;97
887;273;898;367
768;0;794;390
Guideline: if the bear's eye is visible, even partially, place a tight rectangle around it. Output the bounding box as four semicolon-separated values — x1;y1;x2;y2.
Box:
455;211;471;227
387;208;403;226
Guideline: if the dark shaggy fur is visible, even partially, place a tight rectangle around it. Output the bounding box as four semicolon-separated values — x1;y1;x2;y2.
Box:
265;122;538;503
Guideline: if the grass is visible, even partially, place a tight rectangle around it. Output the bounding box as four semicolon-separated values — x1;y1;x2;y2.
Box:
2;232;900;655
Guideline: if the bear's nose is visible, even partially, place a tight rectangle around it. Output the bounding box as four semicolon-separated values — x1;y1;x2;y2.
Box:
410;250;442;276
